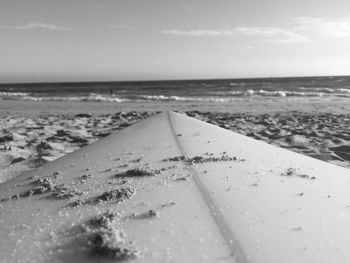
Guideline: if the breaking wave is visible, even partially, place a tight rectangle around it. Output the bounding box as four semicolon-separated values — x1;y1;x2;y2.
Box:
0;92;31;97
1;87;350;103
0;93;128;102
138;95;232;102
208;88;350;98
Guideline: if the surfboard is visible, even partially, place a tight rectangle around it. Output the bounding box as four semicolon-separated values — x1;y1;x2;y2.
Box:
1;111;350;263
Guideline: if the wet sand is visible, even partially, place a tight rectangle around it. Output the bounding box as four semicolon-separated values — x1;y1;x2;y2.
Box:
1;99;350;183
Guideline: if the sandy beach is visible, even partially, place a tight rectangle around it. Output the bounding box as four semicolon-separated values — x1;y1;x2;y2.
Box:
4;0;350;260
1;99;350;183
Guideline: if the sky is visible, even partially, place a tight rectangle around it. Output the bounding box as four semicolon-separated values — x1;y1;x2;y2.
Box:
1;0;350;82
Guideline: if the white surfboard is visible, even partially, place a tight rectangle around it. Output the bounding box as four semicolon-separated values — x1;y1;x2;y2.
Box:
1;111;350;263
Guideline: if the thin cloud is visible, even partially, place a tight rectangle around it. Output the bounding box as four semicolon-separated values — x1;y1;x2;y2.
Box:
107;24;139;30
295;17;350;39
0;22;73;31
162;17;350;44
236;27;294;37
161;27;308;44
236;27;309;44
162;29;237;37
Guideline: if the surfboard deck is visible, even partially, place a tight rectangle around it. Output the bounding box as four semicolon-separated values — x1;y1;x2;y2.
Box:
1;111;350;263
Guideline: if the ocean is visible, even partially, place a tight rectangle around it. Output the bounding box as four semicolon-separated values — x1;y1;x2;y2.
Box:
1;76;350;103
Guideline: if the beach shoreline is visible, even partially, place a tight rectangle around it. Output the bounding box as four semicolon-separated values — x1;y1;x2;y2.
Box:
1;98;350;117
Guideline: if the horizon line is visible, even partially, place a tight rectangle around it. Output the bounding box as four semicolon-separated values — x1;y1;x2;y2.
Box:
0;73;349;85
